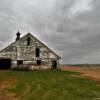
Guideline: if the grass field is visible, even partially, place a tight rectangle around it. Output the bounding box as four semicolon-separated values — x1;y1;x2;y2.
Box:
0;70;100;100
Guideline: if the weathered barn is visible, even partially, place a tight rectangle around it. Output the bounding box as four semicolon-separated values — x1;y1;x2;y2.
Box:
0;32;61;70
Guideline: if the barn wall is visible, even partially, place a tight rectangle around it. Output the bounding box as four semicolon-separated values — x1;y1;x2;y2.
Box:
0;34;60;69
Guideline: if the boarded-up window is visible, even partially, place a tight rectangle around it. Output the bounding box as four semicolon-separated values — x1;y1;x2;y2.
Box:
36;48;40;57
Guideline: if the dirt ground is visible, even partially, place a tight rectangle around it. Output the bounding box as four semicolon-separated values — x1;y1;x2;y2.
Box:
61;65;100;82
0;76;17;100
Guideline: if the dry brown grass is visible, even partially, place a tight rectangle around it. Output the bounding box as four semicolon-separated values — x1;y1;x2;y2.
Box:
61;65;100;82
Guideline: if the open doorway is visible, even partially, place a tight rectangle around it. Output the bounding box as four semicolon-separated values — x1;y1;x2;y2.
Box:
0;58;11;69
37;60;41;65
52;60;57;69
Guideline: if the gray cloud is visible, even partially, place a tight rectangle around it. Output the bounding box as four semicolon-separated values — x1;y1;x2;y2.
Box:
0;0;99;64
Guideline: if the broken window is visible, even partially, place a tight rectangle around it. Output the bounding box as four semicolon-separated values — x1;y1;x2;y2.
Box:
17;60;23;65
27;37;31;46
36;48;40;57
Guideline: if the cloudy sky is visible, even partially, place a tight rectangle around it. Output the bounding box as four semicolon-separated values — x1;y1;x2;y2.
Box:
0;0;99;64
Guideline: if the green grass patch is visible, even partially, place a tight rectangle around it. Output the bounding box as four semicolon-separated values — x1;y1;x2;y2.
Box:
0;70;100;100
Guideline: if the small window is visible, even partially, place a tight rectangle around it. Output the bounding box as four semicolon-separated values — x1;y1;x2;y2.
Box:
27;37;31;46
17;60;23;65
36;48;40;57
37;60;41;65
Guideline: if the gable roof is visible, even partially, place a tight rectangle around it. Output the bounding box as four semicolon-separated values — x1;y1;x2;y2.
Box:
0;33;61;59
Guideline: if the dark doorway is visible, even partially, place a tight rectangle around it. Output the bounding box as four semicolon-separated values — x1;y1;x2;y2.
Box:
37;60;41;65
0;58;11;69
52;60;57;69
36;48;40;57
17;60;23;65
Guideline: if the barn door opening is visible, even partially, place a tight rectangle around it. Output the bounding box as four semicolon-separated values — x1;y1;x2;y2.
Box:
52;60;57;69
0;58;11;69
37;60;41;65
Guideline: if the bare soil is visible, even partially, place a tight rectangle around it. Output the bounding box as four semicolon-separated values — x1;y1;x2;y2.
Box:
0;76;17;100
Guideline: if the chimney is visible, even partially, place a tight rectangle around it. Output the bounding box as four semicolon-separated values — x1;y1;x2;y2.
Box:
16;31;21;41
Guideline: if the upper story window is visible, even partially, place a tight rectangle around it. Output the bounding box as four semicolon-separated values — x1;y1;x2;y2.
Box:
27;37;31;46
36;48;40;57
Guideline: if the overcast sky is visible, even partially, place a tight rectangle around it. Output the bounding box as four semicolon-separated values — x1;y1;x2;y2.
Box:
0;0;99;64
